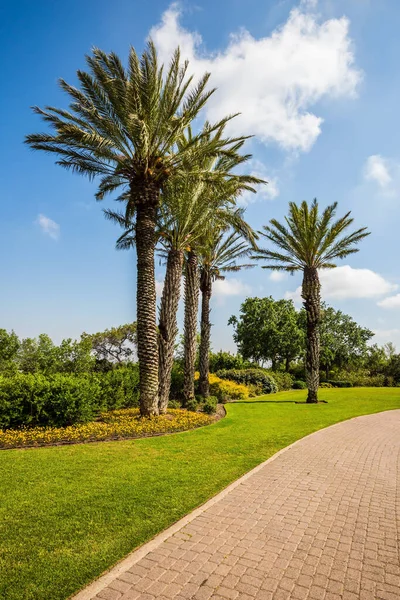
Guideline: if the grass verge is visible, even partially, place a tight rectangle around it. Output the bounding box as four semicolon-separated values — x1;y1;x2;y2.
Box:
1;387;400;600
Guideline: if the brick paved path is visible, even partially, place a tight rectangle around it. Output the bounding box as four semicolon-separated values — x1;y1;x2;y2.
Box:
79;410;400;600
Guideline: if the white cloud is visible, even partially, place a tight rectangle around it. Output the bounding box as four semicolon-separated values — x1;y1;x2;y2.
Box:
36;214;60;240
364;155;392;188
378;294;400;309
238;160;279;205
213;278;251;297
372;328;400;347
285;265;397;303
269;271;288;282
150;2;361;152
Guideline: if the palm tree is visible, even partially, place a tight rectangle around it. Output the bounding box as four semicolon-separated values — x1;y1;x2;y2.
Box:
25;43;238;416
253;200;370;403
198;230;253;397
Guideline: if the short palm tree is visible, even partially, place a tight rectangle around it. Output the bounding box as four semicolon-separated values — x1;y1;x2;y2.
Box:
25;42;237;416
253;200;370;403
198;230;253;397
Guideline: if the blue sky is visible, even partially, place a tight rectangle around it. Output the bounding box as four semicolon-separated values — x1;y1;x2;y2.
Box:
1;0;400;350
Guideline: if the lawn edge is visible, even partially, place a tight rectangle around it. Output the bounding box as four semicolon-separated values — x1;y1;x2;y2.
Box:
71;407;400;600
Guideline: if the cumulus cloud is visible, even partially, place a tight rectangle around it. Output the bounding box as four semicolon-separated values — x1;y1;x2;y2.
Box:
364;155;392;188
285;265;397;303
213;278;251;298
378;294;400;309
36;214;60;240
269;271;288;282
150;2;361;152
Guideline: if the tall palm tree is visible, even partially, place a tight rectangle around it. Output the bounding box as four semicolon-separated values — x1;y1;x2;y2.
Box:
198;230;254;397
253;200;370;403
25;43;238;416
108;126;260;412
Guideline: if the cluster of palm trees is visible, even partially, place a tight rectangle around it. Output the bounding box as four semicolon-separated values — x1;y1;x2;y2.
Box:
26;42;370;411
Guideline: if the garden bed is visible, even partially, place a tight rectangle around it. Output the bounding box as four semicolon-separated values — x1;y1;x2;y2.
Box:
0;408;214;449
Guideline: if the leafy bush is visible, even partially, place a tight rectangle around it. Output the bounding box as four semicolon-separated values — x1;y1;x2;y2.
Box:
98;364;139;410
329;369;386;387
216;369;277;395
0;365;140;429
209;351;254;373
168;399;181;409
0;373;102;429
326;380;352;388
203;396;218;414
292;380;307;390
186;399;198;412
269;371;294;391
194;373;249;402
319;382;333;388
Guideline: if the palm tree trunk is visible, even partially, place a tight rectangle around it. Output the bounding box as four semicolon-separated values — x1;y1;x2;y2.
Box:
158;249;184;414
135;188;159;416
183;251;199;405
199;269;212;397
302;266;321;403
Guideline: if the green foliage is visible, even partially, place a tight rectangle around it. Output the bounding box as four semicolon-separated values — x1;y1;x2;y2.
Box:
209;351;254;373
186;399;199;412
319;382;333;388
328;370;385;388
0;373;102;429
216;368;277;394
269;371;294;391
253;199;370;273
292;380;307;390
0;365;140;429
326;380;353;388
170;363;185;400
168;400;181;409
203;396;218;414
229;297;303;368
0;329;20;375
316;304;374;374
82;323;137;364
98;364;139;410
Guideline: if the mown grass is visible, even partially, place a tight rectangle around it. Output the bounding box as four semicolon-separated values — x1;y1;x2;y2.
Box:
1;387;400;600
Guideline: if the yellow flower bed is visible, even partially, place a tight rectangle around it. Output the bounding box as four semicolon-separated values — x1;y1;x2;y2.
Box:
0;408;213;450
194;372;250;401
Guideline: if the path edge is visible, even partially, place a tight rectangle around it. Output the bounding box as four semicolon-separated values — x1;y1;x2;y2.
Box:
70;409;397;600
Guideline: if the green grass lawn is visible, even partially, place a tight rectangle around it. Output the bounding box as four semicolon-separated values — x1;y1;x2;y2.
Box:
1;388;400;600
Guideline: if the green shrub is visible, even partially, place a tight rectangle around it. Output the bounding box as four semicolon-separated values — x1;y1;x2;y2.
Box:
186;399;198;412
216;369;277;395
98;364;139;410
0;365;140;429
326;380;352;388
168;399;181;409
329;370;385;387
0;373;102;429
292;380;307;390
203;396;218;414
269;371;294;391
319;382;333;388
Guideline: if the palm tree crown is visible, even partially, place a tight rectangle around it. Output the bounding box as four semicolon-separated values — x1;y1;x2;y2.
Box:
253;199;370;271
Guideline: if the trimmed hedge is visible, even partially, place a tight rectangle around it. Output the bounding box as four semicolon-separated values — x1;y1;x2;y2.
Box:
216;369;277;395
326;380;352;388
292;380;307;389
0;365;139;429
